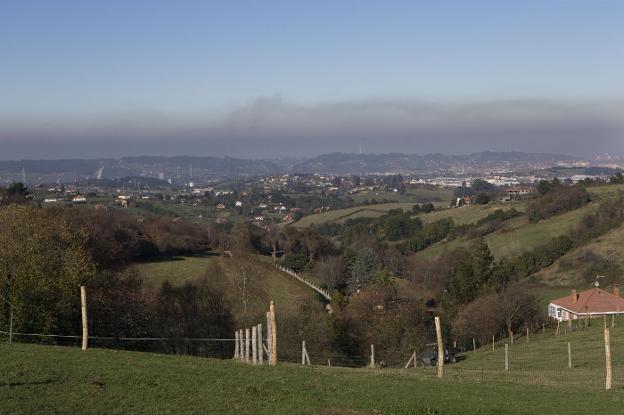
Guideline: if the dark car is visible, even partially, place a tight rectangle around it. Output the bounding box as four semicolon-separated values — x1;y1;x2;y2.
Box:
420;345;457;366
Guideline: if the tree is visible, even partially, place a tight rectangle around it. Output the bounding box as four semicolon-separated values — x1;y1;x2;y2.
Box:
471;179;496;193
348;248;381;291
230;222;253;253
0;205;96;336
475;193;491;205
536;180;553;195
0;182;30;205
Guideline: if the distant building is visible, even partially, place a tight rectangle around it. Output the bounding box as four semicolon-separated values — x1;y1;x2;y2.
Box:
72;195;87;204
548;287;624;321
507;186;534;198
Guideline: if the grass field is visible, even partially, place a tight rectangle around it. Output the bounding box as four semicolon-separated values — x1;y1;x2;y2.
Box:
412;202;599;262
587;183;624;199
418;200;526;226
133;255;323;323
345;187;454;204
292;203;417;227
2;338;624;415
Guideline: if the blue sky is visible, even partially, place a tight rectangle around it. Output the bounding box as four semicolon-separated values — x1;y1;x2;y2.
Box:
1;1;623;158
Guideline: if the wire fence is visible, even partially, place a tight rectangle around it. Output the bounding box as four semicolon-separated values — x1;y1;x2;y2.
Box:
3;295;624;391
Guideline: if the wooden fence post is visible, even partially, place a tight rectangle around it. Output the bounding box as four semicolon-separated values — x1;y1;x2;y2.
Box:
526;327;529;343
266;312;272;362
567;342;572;369
404;351;416;369
252;326;258;365
492;334;495;351
605;327;612;390
510;330;514;345
269;301;277;366
257;324;263;365
245;328;250;363
239;329;244;362
8;307;13;344
504;344;509;371
234;331;239;359
301;340;306;365
472;338;476;353
435;316;443;378
80;286;88;351
370;344;375;368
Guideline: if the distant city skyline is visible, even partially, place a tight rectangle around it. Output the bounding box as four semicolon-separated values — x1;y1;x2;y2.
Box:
1;1;624;158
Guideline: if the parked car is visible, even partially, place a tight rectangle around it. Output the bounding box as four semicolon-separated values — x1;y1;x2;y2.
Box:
420;345;457;366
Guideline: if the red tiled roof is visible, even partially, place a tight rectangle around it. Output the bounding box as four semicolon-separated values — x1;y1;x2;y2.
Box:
551;288;624;314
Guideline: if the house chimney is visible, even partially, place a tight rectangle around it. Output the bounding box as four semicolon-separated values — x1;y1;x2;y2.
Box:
571;289;578;303
612;284;620;297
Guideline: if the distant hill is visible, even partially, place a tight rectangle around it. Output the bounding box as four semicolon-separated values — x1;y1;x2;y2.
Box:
292;151;584;175
0;151;586;183
0;156;285;183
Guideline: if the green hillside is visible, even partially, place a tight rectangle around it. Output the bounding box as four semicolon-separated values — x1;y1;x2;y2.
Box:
534;223;624;288
133;255;324;324
418;200;525;225
1;341;622;415
292;203;417;227
412;201;599;262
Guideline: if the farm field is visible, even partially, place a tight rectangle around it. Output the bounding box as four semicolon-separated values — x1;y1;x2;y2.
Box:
418;200;526;225
485;202;599;259
345;187;454;204
292;202;417;227
586;183;624;199
2;340;623;415
412;202;599;262
133;255;323;322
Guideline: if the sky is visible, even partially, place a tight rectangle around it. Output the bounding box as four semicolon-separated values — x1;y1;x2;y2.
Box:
1;0;623;159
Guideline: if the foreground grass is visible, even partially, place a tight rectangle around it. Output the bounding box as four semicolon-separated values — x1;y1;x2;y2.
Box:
1;342;623;415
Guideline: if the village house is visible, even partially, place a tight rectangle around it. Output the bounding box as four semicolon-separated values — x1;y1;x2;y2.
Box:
507;185;534;198
548;286;624;321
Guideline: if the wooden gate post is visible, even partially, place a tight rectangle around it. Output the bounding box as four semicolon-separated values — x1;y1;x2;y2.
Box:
605;327;612;390
370;344;375;368
252;326;258;365
435;316;443;378
301;340;306;365
567;342;572;369
504;344;509;371
269;301;277;366
234;331;239;359
239;329;244;362
257;324;263;365
80;286;88;351
266;312;272;362
245;328;250;363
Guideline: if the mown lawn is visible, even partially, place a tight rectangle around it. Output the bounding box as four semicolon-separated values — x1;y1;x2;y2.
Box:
1;341;623;415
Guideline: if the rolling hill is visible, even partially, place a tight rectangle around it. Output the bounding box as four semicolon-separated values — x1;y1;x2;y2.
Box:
133;255;326;325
